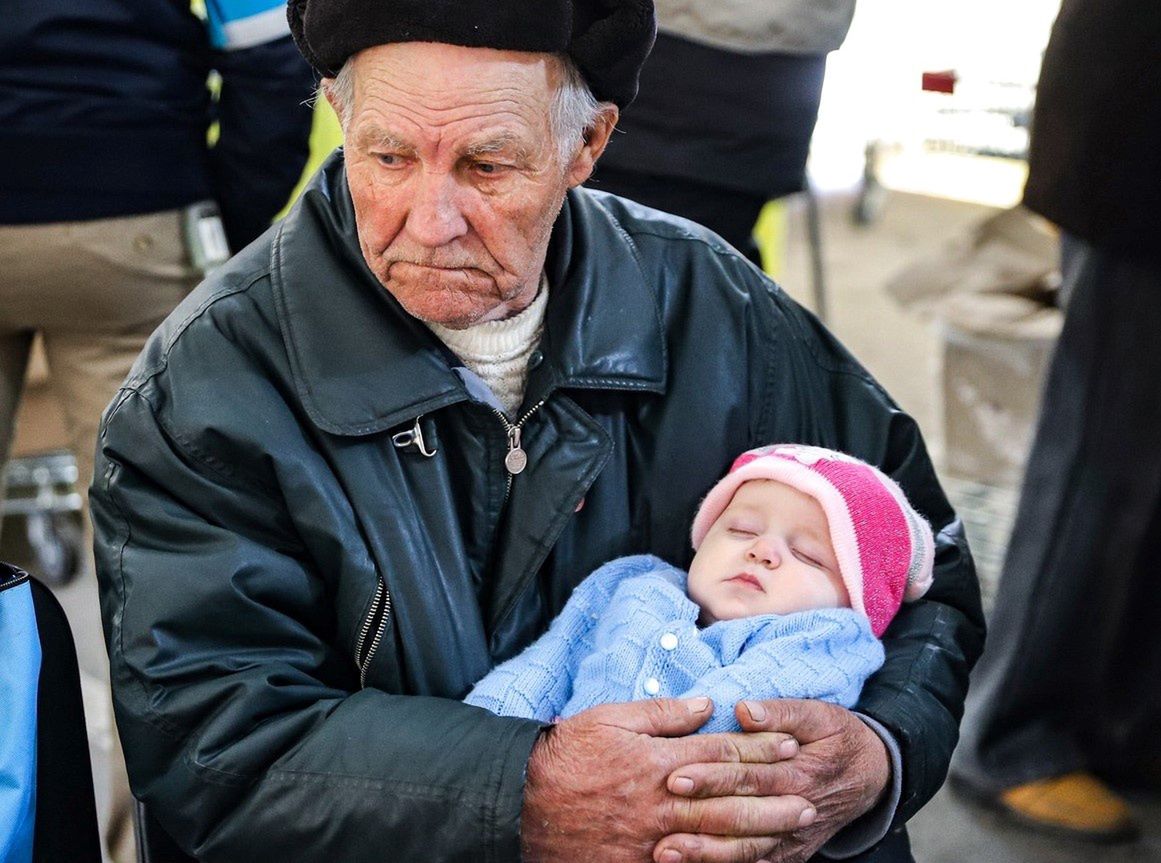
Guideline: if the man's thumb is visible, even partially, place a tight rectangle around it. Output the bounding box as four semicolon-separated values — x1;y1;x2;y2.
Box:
591;697;714;737
736;697;840;741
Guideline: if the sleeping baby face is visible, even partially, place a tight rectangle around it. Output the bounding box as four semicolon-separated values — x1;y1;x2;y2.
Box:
687;479;849;626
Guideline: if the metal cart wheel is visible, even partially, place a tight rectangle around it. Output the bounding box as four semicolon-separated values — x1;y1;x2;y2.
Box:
26;510;82;586
1;452;85;586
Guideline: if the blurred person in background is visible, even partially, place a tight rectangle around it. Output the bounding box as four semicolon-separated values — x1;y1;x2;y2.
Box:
589;0;855;266
951;0;1161;842
0;0;314;858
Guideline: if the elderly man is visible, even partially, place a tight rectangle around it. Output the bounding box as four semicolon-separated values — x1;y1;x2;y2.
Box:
90;2;983;861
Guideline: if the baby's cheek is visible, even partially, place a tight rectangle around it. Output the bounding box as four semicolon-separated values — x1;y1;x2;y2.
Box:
685;564;710;607
827;573;851;608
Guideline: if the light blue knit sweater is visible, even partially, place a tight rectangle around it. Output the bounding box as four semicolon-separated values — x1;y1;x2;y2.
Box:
465;554;884;732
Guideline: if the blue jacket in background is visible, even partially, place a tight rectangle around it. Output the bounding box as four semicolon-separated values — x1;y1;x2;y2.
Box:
0;0;315;251
0;564;40;863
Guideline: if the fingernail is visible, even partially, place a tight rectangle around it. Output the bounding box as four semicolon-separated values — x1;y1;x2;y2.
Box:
659;850;682;863
744;700;766;722
798;807;817;828
689;696;711;713
779;738;798;758
671;775;695;795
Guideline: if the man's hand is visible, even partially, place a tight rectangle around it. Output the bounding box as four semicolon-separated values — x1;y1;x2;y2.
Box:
655;699;891;863
521;697;812;863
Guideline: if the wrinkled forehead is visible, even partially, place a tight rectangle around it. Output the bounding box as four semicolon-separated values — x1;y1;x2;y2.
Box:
350;42;561;114
343;42;561;151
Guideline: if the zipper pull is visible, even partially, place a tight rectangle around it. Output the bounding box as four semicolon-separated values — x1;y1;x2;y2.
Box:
504;425;528;475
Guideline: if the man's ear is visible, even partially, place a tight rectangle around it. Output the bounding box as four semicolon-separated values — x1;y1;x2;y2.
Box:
566;105;619;188
321;78;344;127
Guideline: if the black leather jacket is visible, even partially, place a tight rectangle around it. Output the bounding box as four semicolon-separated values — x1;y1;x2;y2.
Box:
92;153;984;862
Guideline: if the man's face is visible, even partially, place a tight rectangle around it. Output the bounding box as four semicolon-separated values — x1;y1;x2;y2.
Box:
687;480;850;626
332;42;609;329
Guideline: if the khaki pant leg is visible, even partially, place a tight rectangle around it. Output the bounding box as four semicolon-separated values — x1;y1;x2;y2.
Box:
0;210;196;492
61;211;198;863
2;212;199;863
40;209;198;495
43;327;179;510
0;223;43;535
0;331;34;519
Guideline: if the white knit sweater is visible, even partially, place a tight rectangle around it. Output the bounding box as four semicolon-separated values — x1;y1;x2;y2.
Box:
426;274;548;416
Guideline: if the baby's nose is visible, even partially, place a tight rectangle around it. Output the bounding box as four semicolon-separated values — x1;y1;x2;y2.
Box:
746;541;781;568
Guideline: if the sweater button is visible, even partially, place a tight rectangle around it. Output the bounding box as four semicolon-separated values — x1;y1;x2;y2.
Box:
643;677;661;696
660;632;679;651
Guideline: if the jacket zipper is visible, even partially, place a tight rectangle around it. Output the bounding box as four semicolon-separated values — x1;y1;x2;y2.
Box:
354;401;543;687
355;578;392;688
493;399;546;499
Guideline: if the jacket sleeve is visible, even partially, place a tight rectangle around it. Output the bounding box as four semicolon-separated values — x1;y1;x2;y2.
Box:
203;1;316;251
92;388;543;863
855;411;985;827
753;283;987;828
676;612;885;734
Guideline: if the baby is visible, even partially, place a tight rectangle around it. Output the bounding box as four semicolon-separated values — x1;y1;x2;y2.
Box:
465;444;935;732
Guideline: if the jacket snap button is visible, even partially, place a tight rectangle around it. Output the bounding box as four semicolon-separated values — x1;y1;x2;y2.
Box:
643;677;661;696
660;632;678;651
528;350;544;369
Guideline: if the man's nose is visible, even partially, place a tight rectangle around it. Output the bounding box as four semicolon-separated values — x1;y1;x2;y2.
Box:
405;170;469;247
746;539;781;568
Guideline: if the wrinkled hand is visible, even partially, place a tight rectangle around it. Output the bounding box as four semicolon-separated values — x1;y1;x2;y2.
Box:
655;699;890;863
521;697;811;863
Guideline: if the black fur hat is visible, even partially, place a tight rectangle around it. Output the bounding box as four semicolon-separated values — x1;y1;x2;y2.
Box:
287;0;656;108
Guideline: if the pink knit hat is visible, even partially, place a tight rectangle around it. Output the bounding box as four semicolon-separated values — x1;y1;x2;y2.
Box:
690;444;935;637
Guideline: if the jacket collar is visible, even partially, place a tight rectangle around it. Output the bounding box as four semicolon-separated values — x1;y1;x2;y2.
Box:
271;153;666;436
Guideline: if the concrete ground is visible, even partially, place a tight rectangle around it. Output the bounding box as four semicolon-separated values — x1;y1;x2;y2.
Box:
4;185;1159;861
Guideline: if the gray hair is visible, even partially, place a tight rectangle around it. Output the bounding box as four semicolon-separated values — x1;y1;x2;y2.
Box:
549;55;605;159
324;53;609;160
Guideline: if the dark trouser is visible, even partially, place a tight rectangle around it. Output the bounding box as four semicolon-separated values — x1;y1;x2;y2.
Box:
952;236;1161;791
587;166;769;268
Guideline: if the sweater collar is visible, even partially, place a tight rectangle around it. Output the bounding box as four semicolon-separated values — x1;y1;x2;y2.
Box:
272;152;666;436
425;273;549;367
